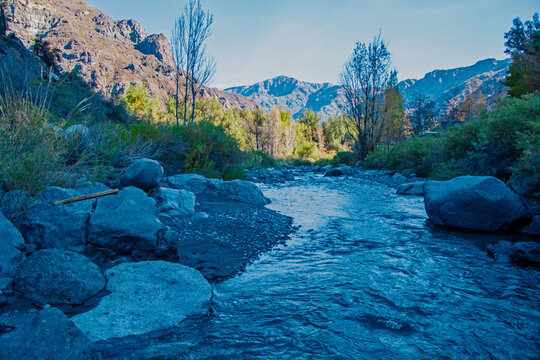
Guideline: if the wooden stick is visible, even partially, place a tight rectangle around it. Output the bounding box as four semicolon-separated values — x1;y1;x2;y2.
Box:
53;189;119;205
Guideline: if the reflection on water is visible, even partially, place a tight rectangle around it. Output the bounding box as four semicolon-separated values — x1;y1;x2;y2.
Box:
185;175;540;359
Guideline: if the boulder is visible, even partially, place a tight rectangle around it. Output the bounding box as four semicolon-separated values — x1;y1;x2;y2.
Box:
72;261;212;341
151;187;195;217
324;166;354;177
166;173;208;193
522;216;540;238
391;172;408;185
88;187;165;258
206;179;270;206
0;212;25;278
0;307;101;360
424;176;531;232
396;182;425;196
508;175;539;196
14;249;105;306
120;158;163;191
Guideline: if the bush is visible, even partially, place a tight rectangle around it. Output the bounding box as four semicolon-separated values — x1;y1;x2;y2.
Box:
363;93;540;187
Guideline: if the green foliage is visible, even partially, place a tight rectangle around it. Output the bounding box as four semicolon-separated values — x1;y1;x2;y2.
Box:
32;37;61;69
323;115;355;152
364;94;540;189
331;151;357;166
121;84;161;122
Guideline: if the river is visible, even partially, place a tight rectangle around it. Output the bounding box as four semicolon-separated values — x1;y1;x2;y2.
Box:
182;174;539;359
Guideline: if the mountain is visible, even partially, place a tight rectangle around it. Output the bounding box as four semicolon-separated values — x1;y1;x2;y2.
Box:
225;76;346;119
225;59;511;119
4;0;258;110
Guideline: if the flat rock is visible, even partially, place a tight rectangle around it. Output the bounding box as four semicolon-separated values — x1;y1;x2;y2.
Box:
0;307;101;360
324;166;354;177
72;261;211;341
120;158;163;191
14;249;105;306
207;179;270;206
396;182;425;196
151;187;195;217
166;173;208;193
424;176;531;232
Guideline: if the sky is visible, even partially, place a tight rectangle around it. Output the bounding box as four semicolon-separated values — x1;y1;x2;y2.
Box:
85;0;538;89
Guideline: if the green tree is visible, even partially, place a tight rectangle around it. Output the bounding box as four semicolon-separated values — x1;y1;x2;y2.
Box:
122;84;161;122
299;109;321;142
504;13;540;97
381;86;407;152
323;115;355;152
409;94;436;135
32;37;61;70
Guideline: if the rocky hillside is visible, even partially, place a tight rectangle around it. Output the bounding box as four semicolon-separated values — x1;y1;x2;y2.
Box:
225;75;346;119
225;59;511;118
4;0;258;110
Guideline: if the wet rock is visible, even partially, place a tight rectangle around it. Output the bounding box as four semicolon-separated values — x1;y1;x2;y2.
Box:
88;187;165;258
510;242;540;268
391;172;408;185
207;179;270;206
120;158;164;191
245;168;295;184
424;176;531;232
521;216;540;238
0;307;101;360
324;166;354;177
151;187;195;217
14;249;105;306
396;182;425;196
72;261;211;341
0;212;25;279
166;173;208;193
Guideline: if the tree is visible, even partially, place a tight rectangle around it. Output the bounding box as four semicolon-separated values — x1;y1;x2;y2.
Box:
171;0;216;125
248;108;266;151
504;13;540;97
299;109;321;142
0;1;10;36
340;33;396;158
323;115;355;152
32;37;61;70
409;94;436;135
381;84;407;151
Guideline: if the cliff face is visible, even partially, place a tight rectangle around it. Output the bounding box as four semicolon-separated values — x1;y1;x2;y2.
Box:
4;0;258;110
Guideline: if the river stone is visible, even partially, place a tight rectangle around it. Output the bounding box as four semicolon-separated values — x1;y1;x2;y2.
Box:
72;261;212;341
423;176;531;232
207;179;270;206
391;172;409;185
521;216;540;238
167;173;208;193
324;166;354;177
151;187;195;217
88;187;165;257
0;307;101;360
120;158;164;191
14;249;105;306
0;212;25;278
510;242;540;268
396;182;425;196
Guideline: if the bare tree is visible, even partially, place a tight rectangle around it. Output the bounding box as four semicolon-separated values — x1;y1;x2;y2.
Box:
170;0;215;125
340;33;396;158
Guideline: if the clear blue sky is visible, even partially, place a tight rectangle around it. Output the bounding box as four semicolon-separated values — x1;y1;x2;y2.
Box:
85;0;538;88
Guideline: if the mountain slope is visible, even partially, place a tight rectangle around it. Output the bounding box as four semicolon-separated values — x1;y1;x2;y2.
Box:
4;0;258;110
225;59;511;118
225;75;346;119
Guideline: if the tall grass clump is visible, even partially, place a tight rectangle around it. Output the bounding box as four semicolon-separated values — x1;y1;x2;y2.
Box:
0;80;74;194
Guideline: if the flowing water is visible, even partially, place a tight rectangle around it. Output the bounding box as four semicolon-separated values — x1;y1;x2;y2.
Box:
184;174;539;359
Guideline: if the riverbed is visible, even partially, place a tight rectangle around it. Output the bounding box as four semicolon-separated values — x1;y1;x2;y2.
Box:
140;174;540;359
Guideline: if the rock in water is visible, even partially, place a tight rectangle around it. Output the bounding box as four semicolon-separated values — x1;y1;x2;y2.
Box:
423;176;531;232
324;166;354;177
151;187;196;217
207;179;270;206
0;212;25;279
0;307;101;360
510;242;540;268
14;249;105;306
120;158;164;191
72;261;211;341
166;173;208;193
396;182;425;196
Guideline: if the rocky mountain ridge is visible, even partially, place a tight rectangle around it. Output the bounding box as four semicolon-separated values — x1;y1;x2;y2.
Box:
226;58;511;119
3;0;258;110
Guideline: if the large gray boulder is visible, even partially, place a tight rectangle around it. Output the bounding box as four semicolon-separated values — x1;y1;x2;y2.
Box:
397;182;425;196
423;176;531;232
120;158;163;191
88;187;165;258
72;261;212;341
324;166;354;177
167;173;208;193
207;179;270;206
0;307;101;360
14;249;105;306
0;212;25;279
151;187;195;217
